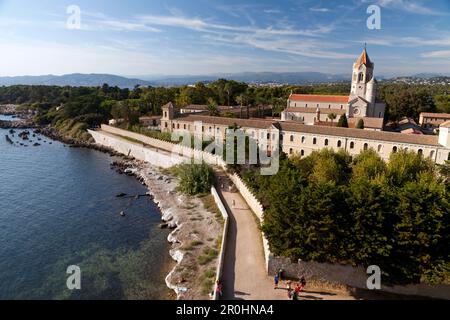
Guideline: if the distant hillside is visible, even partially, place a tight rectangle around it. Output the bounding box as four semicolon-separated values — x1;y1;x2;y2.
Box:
2;72;448;88
147;72;350;86
383;76;450;85
0;74;153;88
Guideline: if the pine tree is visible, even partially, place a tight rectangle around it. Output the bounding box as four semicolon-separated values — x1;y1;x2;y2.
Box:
337;114;349;128
356;119;365;129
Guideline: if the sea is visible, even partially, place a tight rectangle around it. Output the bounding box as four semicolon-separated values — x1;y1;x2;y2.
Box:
0;114;173;300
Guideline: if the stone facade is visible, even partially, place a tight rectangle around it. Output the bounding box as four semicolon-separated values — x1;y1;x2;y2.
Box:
282;47;386;129
161;103;450;165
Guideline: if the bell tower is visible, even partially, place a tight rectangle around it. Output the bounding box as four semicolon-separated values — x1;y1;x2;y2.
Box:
161;102;176;133
350;45;374;99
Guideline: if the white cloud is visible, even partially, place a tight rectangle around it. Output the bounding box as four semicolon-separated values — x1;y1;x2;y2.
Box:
310;7;331;13
365;0;445;16
136;14;333;37
422;50;450;58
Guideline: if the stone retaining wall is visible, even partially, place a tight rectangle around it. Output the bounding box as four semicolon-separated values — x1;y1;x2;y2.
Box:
100;125;227;168
210;187;229;300
88;129;186;168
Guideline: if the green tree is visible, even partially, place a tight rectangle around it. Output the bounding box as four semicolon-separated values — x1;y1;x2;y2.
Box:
177;163;214;195
207;98;220;116
337;114;349;128
356;119;365;129
328;113;337;122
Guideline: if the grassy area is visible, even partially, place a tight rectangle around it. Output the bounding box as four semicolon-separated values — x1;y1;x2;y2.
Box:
117;124;177;143
198;247;218;265
183;240;204;252
200;268;217;295
53;119;94;142
200;194;223;221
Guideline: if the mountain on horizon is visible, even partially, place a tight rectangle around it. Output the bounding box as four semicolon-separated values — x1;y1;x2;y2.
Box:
0;73;153;89
0;72;350;88
0;72;447;88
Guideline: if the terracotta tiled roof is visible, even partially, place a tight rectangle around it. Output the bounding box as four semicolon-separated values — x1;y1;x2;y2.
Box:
355;48;373;68
279;122;440;146
174;114;278;129
441;120;450;128
420;113;450;119
348;117;384;129
289;94;349;104
140;116;162;120
285;107;346;115
183;105;235;111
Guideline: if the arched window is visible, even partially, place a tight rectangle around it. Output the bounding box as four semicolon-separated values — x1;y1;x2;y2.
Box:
164;111;167;118
301;150;305;157
364;143;369;151
350;142;355;149
184;124;186;130
337;140;342;148
325;139;329;146
447;152;450;161
172;123;175;129
313;138;317;145
290;135;294;142
177;124;180;129
301;136;306;144
165;122;168;128
378;145;383;152
267;133;271;140
418;149;423;155
289;148;293;155
358;73;364;82
430;150;435;159
393;146;398;153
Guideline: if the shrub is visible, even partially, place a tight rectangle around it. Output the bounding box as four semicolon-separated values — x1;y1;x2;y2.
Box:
176;163;214;196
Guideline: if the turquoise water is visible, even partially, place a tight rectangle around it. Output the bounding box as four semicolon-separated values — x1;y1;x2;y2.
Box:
0;125;173;300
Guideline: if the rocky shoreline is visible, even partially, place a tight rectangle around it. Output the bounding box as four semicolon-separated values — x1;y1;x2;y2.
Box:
2;111;222;299
111;160;223;300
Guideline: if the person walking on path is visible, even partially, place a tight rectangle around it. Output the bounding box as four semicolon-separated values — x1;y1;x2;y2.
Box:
286;280;293;299
215;280;223;298
274;274;280;289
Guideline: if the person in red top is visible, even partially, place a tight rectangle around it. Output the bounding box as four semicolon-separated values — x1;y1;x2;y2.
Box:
215;280;223;298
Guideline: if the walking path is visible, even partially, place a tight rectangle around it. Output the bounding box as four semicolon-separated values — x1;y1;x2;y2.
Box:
215;171;354;301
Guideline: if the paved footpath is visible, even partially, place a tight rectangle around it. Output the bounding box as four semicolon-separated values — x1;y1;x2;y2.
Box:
215;171;354;301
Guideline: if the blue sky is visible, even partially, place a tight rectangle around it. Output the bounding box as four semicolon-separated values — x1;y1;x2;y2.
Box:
0;0;449;77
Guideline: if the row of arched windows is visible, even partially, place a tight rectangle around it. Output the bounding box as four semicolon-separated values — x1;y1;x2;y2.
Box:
286;135;440;159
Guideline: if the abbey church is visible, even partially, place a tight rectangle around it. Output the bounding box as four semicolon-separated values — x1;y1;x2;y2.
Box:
282;48;386;131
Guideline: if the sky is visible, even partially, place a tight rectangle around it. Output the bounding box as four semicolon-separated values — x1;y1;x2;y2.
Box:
0;0;449;78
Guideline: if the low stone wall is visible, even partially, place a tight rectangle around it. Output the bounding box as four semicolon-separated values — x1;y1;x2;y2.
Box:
100;125;227;168
267;257;450;300
210;186;229;300
88;129;186;168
